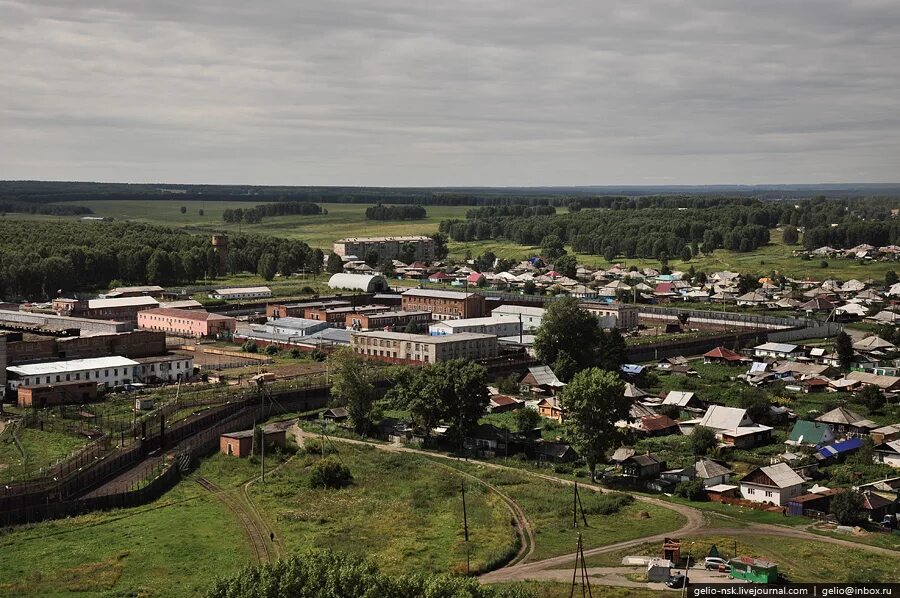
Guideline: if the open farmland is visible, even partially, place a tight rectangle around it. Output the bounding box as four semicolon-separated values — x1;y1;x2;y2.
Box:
48;200;470;251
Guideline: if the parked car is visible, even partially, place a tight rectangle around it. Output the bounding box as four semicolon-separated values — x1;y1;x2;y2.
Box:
666;574;689;589
704;557;728;571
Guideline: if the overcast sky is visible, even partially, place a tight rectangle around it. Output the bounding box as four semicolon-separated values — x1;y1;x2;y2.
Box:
2;0;899;186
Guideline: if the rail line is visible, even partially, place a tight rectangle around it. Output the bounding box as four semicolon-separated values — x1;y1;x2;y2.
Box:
196;477;272;565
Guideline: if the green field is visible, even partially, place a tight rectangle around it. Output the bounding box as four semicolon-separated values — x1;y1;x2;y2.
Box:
0;427;86;481
52;200;469;252
443;461;686;562
0;475;250;597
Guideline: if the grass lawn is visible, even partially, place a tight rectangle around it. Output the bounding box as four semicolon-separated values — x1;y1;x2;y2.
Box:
577;534;900;583
442;461;686;562
493;581;664;598
243;444;517;576
0;427;87;482
0;480;250;597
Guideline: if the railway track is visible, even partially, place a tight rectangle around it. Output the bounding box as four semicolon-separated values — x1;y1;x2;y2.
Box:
196;477;272;565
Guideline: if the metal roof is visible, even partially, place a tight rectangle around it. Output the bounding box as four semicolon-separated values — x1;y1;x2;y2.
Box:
88;296;159;309
699;405;750;431
662;391;696;407
352;330;494;343
754;342;799;353
401;288;477;300
694;459;732;479
526;365;565;387
754;463;805;489
8;356;140;377
213;286;271;294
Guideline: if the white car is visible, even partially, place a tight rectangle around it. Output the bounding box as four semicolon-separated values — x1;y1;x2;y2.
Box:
704;557;728;571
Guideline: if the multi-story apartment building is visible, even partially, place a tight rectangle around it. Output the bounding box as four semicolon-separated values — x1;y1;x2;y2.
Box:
351;331;497;364
401;289;485;320
429;315;521;337
333;236;435;262
490;304;545;332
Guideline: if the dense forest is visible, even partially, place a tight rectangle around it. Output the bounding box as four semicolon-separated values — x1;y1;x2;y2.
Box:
0;220;315;299
0;201;93;216
223;201;323;224
4;180;900;208
440;197;900;259
364;204;426;220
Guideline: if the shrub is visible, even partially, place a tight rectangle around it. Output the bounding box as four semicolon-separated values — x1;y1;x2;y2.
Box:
830;490;866;526
265;344;279;356
308;458;353;489
674;479;707;501
290;348;303;359
310;348;327;362
690;426;717;456
242;340;258;353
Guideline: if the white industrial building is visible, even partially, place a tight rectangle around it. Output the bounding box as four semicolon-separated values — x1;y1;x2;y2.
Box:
490;304;545;332
7;356;141;389
429;315;521;337
208;287;272;300
327;273;389;293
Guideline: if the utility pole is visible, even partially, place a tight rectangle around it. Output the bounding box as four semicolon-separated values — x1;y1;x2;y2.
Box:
260;426;265;484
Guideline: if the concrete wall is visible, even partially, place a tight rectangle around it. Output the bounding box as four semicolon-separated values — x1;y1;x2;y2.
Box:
0;334;6;399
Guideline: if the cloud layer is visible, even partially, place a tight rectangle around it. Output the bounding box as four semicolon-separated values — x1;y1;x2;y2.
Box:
2;0;899;185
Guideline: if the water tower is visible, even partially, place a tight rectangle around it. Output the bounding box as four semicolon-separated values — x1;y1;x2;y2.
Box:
212;233;228;275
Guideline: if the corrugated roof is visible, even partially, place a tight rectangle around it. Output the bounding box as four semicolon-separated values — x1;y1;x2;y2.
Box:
755;463;804;489
9;356;140;376
662;391;696;407
88;296;159;309
816;406;866;425
755;342;799;353
699;405;750;431
694;459;732;479
526;365;565;387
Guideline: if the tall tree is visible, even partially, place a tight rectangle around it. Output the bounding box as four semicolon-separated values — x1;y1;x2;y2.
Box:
540;234;566;261
534;296;600;373
438;360;489;444
326;253;344;274
597;328;628;372
835;331;854;371
429;232;449;260
558;368;629;478
328;347;377;435
554;254;577;278
257;253;277;281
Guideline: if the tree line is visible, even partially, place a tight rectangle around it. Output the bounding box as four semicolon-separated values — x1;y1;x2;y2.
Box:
364;204;427;220
439;205;773;260
222;201;323;224
0;220;316;299
0;201;93;216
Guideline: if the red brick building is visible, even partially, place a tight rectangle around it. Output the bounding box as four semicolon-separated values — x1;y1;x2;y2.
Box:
138;308;236;338
400;289;485;320
345;310;431;331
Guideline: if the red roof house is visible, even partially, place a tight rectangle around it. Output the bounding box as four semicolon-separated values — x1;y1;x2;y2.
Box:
703;346;746;364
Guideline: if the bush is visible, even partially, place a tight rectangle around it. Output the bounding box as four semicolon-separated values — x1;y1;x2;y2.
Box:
308;458;353;489
830;490;866;526
265;344;279;356
310;348;327;362
674;479;707;501
553;464;572;475
242;340;258;353
690;426;718;456
206;549;532;598
290;348;303;359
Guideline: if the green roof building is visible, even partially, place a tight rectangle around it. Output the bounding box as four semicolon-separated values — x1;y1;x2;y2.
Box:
729;557;778;583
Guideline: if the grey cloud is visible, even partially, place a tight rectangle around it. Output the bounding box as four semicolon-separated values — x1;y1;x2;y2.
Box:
1;0;898;185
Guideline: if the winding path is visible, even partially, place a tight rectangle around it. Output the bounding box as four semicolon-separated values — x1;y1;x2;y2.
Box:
196;476;276;565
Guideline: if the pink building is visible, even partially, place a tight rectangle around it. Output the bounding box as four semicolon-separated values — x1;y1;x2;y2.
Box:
137;308;236;338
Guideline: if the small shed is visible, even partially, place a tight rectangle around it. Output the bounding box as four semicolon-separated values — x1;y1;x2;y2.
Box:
729;556;778;583
705;484;739;502
322;407;349;423
220;426;287;457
